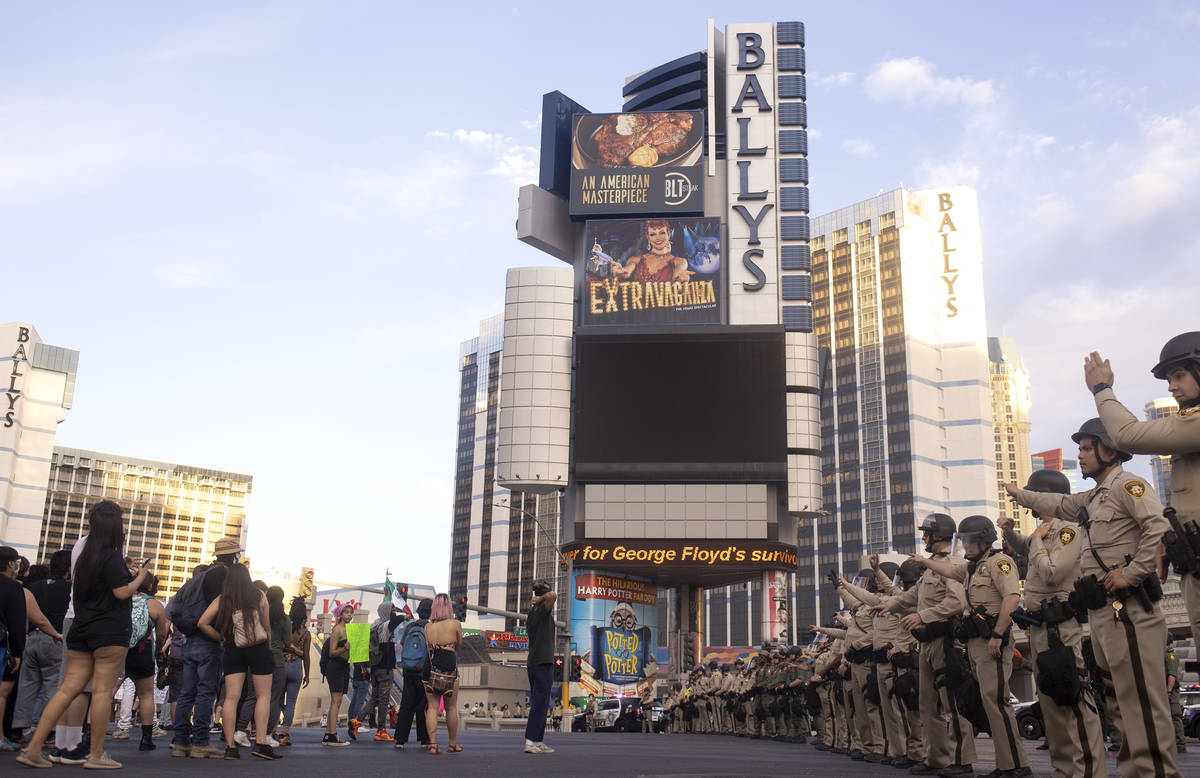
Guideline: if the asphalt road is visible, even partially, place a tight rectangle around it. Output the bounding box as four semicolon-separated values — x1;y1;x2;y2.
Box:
5;728;1199;777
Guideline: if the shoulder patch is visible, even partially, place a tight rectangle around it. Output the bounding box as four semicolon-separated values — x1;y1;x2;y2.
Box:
1180;406;1200;418
996;559;1013;576
1123;480;1147;499
1058;527;1077;546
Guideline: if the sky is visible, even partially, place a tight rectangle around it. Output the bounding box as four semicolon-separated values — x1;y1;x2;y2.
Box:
4;2;1199;589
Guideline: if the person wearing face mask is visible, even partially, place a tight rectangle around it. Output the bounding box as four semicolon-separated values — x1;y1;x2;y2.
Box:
999;469;1107;778
872;514;975;777
1004;418;1181;778
912;517;1030;778
1084;336;1200;653
523;579;556;754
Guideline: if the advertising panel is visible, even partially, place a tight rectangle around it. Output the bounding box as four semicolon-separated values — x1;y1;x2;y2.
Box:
583;217;722;326
571;571;659;695
570;111;704;217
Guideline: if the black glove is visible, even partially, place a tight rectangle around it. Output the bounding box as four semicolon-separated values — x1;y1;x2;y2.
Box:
826;570;840;589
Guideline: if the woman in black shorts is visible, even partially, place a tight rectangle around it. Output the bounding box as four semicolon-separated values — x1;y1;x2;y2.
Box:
422;593;462;755
18;500;150;770
198;564;279;761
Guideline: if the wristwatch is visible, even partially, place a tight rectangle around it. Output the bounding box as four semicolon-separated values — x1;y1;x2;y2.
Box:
990;631;1004;640
1091;382;1112;395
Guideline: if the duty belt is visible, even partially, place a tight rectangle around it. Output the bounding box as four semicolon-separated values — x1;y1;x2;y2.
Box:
871;646;891;663
911;620;952;642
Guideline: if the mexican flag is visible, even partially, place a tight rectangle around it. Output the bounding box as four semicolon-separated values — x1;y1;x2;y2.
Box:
383;575;413;617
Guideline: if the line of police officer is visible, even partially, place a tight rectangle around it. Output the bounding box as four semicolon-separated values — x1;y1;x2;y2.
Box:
659;332;1200;778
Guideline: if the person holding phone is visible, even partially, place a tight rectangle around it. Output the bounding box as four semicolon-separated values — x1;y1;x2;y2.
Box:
18;501;149;769
322;604;354;746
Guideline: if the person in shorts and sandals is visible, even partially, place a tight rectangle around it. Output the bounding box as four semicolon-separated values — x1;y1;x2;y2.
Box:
422;593;462;755
198;564;280;761
322;604;354;747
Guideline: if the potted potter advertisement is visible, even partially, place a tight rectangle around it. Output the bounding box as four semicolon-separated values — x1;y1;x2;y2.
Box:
569;111;704;217
571;572;658;696
583;217;722;326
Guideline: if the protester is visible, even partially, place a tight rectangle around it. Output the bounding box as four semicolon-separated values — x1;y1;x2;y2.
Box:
367;602;400;741
321;603;354;746
260;586;290;744
277;596;310;746
19;500;149;769
198;564;279;760
112;573;169;750
0;546;30;752
393;598;432;749
11;549;71;743
346;657;371;739
523;579;557;754
422;593;462;755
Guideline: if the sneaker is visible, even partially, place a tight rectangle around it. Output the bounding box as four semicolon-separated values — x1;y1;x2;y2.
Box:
223;746;240;760
348;719;360;741
251;744;281;760
374;729;395;742
82;751;123;769
169;743;191;758
2;738;23;752
189;744;225;759
234;730;252;748
109;729;129;741
264;734;280;747
535;742;555;753
322;733;350;747
151;726;168;739
524;742;541;753
276;733;292;747
17;749;52;768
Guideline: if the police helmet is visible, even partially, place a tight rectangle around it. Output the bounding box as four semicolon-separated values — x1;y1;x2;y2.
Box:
1152;331;1200;379
1071;417;1133;462
851;568;876;590
878;561;900;580
897;559;922;585
917;513;957;540
708;660;718;669
1024;469;1071;494
957;515;998;548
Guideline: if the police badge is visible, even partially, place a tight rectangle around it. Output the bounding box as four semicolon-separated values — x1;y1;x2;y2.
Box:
1123;480;1146;498
1058;526;1077;545
996;559;1013;575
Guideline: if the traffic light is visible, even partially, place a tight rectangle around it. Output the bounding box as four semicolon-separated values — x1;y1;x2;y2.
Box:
454;596;468;621
570;655;582;681
300;567;315;603
554;656;565;682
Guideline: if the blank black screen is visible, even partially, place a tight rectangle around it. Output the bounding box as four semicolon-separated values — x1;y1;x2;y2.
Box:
574;333;786;472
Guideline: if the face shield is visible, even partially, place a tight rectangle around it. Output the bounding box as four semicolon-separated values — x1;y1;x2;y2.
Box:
951;531;992;559
892;571;904;588
851;573;872;589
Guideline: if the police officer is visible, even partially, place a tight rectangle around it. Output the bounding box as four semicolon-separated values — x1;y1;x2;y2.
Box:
640;680;655;734
1005;418;1182;778
584;693;597;732
915;516;1030;777
1166;644;1186;753
810;625;844;751
836;572;883;761
1085;336;1200;650
875;558;926;769
875;513;976;777
1000;469;1107;778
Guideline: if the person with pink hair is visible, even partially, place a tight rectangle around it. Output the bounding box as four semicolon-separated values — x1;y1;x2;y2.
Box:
421;594;462;754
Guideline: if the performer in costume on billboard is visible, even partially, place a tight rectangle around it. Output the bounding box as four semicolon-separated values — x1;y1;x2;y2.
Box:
610;220;694;284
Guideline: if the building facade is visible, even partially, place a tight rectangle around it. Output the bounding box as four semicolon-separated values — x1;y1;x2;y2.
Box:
1145;397;1178;502
38;447;251;598
989;336;1034;532
805;187;996;625
1031;448;1086;494
0;323;78;557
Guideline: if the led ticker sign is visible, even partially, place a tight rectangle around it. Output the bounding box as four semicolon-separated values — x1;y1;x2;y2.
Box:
485;631;529;651
564;540;798;570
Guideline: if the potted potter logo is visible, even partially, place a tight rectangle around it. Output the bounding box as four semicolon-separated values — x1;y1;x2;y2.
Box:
589;602;652;685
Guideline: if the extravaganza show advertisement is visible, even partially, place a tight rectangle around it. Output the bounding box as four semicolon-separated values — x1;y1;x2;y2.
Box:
582;216;722;326
570;570;659;695
569;111;704;216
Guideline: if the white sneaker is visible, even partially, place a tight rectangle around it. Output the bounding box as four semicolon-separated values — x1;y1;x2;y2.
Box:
151;727;168;739
111;729;130;740
234;731;252;748
526;741;554;753
264;735;280;748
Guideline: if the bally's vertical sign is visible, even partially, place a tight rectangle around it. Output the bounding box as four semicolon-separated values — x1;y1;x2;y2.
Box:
725;24;779;325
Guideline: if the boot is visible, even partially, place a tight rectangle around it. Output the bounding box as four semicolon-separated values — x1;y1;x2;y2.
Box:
139;725;156;751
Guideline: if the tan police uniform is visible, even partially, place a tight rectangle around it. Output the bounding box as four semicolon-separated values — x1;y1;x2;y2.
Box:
1005;519;1107;778
812;643;841;748
875;569;925;764
838;585;883;757
948;550;1029;773
821;629;852;751
840;577;908;762
1096;388;1200;650
1016;466;1182;778
882;552;977;771
641;684;655;733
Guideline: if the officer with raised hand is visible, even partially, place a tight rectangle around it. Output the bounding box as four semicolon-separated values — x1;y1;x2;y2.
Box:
912;516;1030;778
835;570;883;762
1000;469;1107;778
875;558;926;769
873;514;975;777
1085;335;1200;649
809;625;845;751
1004;418;1181;778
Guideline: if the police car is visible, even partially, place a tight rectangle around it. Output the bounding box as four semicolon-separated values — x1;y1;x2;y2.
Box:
571;697;645;732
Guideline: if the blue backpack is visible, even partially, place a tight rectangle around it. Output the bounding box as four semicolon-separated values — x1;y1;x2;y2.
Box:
399;620;428;672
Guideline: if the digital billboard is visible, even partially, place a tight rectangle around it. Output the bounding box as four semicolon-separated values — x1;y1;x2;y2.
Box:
569;111;704;217
583;217;722;326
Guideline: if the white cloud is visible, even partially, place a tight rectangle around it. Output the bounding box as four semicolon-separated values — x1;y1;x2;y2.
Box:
865;57;997;108
807;128;822;140
520;113;542;131
1111;109;1200;229
840;138;876;158
429;128;538;185
816;71;855;87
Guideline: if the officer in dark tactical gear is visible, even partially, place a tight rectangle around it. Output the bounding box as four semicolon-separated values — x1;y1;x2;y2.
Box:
1005;418;1182;778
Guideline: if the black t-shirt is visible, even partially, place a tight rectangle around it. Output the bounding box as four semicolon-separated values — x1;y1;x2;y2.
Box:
0;574;28;657
70;548;132;645
28;578;70;633
526;601;555;666
202;564;231;605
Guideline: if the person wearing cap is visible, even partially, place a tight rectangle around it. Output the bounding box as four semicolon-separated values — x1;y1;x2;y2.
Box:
1004;418;1181;778
999;469;1106;777
872;514;976;777
1085;337;1200;653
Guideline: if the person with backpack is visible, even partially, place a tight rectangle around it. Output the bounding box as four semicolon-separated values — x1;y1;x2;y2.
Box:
112;574;169;750
169;536;243;760
367;602;402;742
392;598;432;749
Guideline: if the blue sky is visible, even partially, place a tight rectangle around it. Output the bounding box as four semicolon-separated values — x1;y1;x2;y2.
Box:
4;2;1198;588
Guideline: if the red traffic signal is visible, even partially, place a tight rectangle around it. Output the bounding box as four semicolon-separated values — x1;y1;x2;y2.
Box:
554;656;565;682
571;655;582;681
